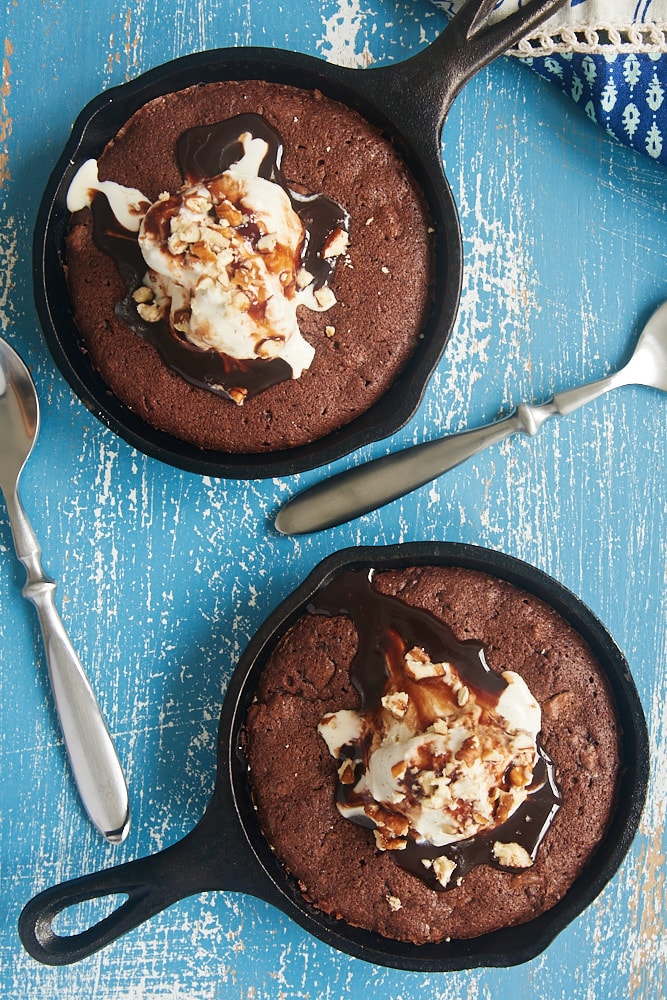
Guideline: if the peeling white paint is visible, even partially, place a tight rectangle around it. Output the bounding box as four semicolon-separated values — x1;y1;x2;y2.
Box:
317;0;376;68
0;217;17;334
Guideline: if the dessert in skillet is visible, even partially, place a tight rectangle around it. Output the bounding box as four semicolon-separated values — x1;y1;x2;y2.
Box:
64;81;434;453
244;566;621;944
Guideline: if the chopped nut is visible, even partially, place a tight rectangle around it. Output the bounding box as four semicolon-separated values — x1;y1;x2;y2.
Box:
508;763;533;788
228;387;248;406
215;248;235;270
417;770;444;799
132;285;154;304
324;325;335;339
455;735;480;767
432;856;457;888
373;829;407;851
257;233;277;252
136;302;163;323
492;841;533;869
385;893;402;911
196;275;216;294
381;691;409;719
314;286;337;310
404;647;447;680
337;758;356;785
206;228;231;250
189;241;218;265
365;803;410;840
381;265;390;274
167;235;187;255
184;194;210;214
365;217;374;226
178;221;202;244
321;227;349;259
390;759;407;780
494;790;520;825
215;200;244;227
295;267;314;289
456;685;470;707
430;719;451;736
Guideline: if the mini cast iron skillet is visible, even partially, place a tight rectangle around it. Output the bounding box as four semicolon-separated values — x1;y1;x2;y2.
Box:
19;542;648;970
34;0;567;479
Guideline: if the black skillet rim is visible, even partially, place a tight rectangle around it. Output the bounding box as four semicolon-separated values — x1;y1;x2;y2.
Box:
221;542;649;971
33;46;462;480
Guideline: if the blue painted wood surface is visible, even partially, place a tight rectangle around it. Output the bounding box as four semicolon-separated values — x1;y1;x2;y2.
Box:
1;1;665;996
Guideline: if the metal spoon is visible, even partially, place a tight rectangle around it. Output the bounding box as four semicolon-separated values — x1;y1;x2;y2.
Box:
0;337;130;843
275;300;667;534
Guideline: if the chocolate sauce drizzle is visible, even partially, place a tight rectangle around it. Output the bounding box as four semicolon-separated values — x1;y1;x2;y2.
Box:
309;569;562;892
88;113;349;402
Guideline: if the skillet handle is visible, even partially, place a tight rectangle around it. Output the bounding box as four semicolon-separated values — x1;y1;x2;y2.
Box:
18;791;261;966
18;850;188;966
445;0;568;77
367;0;568;135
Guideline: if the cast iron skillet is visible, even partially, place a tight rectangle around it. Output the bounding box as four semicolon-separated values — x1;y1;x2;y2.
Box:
34;0;567;479
19;542;648;970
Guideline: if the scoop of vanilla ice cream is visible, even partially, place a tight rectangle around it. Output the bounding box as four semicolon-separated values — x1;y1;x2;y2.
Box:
138;136;316;377
66;131;349;386
319;652;542;849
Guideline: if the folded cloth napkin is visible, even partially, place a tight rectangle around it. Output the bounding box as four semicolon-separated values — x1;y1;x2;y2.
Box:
431;0;667;164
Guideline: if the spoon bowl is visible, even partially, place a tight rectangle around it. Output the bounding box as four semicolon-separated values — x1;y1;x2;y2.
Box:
275;300;667;533
0;339;39;489
620;300;667;392
0;337;130;843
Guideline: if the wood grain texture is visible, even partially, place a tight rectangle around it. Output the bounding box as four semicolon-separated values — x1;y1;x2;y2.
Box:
1;0;665;996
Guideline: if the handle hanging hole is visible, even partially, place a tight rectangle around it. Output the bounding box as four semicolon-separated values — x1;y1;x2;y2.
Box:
51;893;129;936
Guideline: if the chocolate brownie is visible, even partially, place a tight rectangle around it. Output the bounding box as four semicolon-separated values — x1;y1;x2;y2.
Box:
243;566;620;944
64;81;434;453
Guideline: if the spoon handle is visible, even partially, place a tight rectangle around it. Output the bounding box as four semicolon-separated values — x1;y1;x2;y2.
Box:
275;371;621;534
5;486;130;843
275;408;529;533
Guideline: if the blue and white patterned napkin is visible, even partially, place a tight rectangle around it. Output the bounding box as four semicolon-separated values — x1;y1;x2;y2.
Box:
431;0;667;164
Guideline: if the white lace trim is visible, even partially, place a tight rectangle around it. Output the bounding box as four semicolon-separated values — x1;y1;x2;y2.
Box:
428;1;667;54
510;23;667;55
